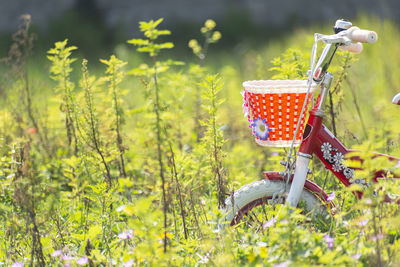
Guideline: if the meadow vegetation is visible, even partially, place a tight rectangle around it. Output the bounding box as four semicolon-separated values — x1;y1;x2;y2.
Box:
1;14;400;266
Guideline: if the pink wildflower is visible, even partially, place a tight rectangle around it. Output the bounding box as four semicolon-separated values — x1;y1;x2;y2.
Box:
395;161;400;169
51;250;62;257
357;219;368;226
324;234;334;250
364;198;372;204
327;192;335;201
123;259;135;267
371;234;384;241
263;217;276;228
61;254;73;261
76;257;89;266
118;230;134;240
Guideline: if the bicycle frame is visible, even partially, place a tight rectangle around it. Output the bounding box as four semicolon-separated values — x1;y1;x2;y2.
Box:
303;111;399;185
264;105;400;209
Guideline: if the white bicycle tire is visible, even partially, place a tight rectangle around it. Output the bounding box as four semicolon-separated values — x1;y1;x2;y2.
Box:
224;179;325;226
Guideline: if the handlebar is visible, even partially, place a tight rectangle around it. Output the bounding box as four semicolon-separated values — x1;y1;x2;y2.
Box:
339;42;363;54
345;26;378;44
317;25;377;55
338;26;377;54
312;23;378;81
312;21;378;82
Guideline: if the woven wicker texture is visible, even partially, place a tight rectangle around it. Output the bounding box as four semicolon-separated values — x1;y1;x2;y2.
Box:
243;80;316;147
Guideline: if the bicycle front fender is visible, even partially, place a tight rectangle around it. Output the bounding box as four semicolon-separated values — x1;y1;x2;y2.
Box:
263;171;335;210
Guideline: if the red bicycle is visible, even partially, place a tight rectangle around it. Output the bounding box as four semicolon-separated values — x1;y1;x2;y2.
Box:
224;19;400;226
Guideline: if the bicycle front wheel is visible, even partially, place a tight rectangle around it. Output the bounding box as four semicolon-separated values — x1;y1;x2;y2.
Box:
224;179;326;227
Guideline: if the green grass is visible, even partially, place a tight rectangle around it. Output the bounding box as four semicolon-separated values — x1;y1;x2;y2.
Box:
1;15;400;266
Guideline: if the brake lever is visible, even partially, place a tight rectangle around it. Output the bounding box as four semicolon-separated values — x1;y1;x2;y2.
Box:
316;33;351;46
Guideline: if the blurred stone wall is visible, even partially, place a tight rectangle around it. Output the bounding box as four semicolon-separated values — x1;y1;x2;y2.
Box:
0;0;398;33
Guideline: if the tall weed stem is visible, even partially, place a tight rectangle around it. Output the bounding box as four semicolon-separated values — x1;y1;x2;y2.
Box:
152;57;168;252
201;75;226;208
80;59;112;186
100;55;128;178
47;40;79;154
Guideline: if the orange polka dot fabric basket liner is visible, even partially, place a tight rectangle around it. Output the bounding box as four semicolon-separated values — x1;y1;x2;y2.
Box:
242;80;317;147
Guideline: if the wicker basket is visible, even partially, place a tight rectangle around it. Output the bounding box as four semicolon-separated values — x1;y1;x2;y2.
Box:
242;80;317;147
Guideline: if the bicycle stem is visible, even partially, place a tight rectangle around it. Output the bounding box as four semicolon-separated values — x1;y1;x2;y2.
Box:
315;73;333;112
313;43;338;83
313;40;337;113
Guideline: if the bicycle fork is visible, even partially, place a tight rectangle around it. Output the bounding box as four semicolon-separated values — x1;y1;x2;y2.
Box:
287;154;312;207
287;73;333;207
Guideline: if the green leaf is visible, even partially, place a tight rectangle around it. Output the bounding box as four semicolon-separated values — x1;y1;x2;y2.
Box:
156;42;174;49
153;18;164;28
88;224;102;240
99;59;109;65
137;46;154;53
127;39;150;46
156;30;171;36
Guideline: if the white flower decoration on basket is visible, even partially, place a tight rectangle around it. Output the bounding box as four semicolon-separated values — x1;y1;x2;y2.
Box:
251;117;272;141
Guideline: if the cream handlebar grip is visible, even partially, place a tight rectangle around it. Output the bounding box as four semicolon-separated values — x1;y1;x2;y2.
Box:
346;26;378;43
339;42;363;54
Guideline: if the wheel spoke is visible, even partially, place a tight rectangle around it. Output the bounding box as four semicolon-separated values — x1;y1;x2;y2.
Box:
251;210;265;232
250;210;261;225
236;198;272;231
261;199;268;222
